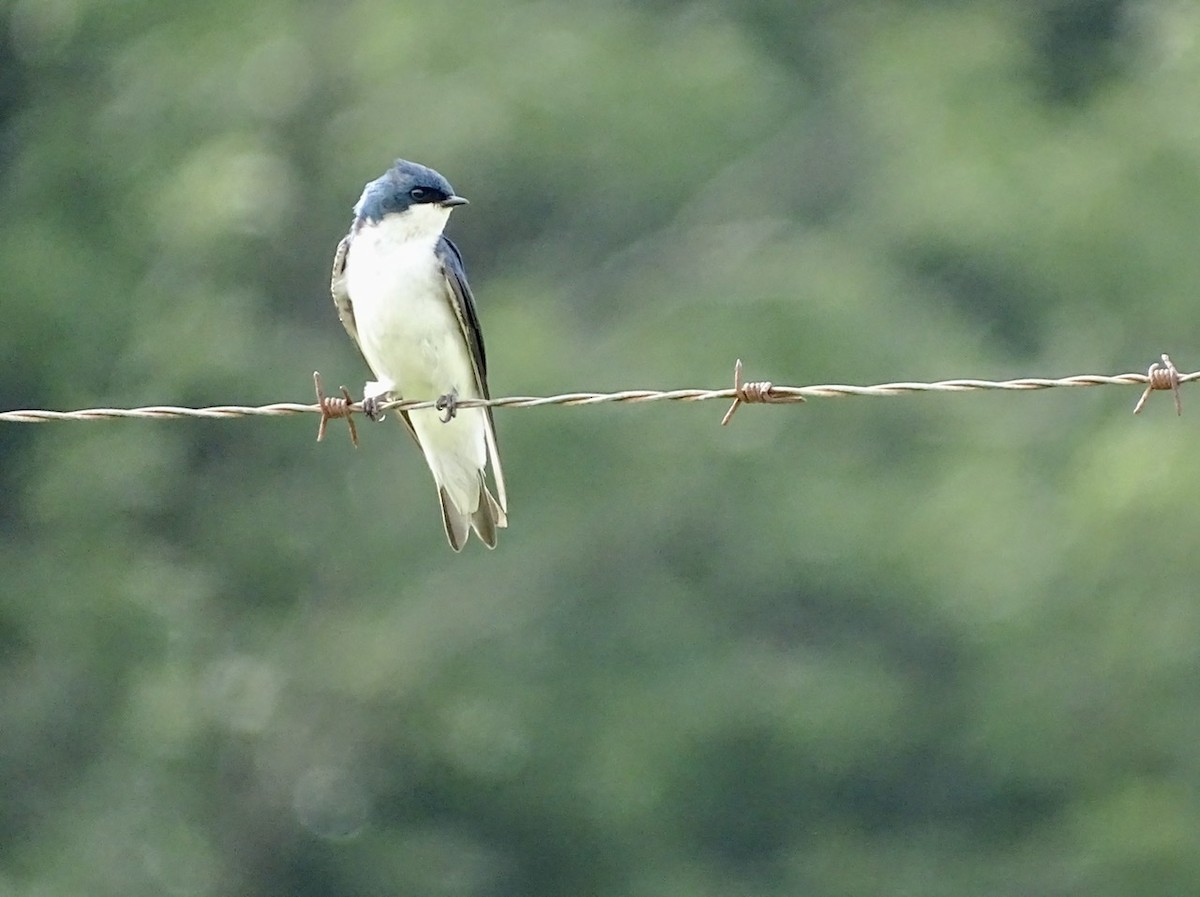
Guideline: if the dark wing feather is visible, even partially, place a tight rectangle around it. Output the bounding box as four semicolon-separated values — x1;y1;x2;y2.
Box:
436;236;489;387
436;235;507;512
330;234;360;350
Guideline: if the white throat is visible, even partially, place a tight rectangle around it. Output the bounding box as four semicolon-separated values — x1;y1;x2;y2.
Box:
363;203;452;244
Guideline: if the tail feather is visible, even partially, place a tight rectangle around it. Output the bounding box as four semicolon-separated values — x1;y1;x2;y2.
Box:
438;476;507;551
483;413;508;516
470;481;507;549
438;487;470;552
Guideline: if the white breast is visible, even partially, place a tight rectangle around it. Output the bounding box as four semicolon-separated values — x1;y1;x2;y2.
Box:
344;211;477;402
343;210;490;513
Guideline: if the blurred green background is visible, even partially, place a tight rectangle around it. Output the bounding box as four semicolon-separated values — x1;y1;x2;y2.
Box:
5;0;1200;894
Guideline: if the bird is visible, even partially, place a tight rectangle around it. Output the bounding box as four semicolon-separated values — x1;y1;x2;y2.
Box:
330;159;507;551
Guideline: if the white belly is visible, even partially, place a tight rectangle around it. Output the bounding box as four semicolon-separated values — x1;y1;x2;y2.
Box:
345;230;477;402
344;220;488;511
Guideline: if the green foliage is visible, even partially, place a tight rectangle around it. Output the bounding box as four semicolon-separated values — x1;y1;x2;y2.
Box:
4;0;1200;894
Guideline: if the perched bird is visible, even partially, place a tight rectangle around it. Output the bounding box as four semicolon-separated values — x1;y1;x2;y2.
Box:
330;159;507;550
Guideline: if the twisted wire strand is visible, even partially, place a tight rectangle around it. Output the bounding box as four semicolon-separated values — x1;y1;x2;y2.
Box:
1;361;1194;424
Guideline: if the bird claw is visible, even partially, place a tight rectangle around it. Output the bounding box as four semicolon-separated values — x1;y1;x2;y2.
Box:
435;391;459;423
362;394;385;421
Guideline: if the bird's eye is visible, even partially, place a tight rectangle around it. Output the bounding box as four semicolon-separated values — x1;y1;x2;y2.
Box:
409;187;428;201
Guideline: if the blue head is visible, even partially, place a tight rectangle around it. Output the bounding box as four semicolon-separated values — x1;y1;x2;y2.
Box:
353;159;468;225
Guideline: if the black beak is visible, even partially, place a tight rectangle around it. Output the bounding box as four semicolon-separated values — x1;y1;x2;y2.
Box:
442;195;469;208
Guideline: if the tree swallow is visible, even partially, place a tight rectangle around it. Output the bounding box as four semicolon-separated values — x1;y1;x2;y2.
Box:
330;159;507;550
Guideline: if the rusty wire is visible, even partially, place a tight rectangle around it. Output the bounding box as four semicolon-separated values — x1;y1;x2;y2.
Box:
0;357;1193;433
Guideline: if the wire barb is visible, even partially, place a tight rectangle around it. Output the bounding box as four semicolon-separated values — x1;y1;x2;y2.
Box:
1133;354;1183;416
721;358;806;426
313;372;359;447
1;355;1195;425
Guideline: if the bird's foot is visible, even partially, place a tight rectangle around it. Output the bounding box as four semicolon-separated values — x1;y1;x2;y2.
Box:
360;380;393;421
362;394;385;421
435;390;459;423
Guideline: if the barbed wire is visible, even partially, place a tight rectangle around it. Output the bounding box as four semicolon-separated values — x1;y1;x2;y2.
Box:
0;357;1191;443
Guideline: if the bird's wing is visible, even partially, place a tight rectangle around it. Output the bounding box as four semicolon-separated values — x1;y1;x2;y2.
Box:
330;234;361;350
330;232;420;443
437;235;508;513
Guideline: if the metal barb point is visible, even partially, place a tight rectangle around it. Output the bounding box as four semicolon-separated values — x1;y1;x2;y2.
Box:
313;371;360;447
1133;353;1183;416
721;358;804;426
